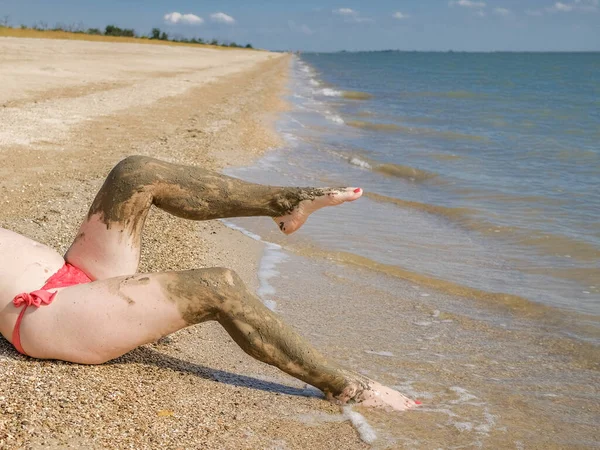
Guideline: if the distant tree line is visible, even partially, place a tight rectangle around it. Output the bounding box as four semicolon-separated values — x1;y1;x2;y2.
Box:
104;24;135;37
147;27;251;48
0;17;253;49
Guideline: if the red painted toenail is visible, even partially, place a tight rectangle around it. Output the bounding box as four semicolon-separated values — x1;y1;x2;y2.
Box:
353;188;361;193
415;400;422;405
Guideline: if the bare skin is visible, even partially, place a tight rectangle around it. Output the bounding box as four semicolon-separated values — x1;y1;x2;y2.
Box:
0;156;416;412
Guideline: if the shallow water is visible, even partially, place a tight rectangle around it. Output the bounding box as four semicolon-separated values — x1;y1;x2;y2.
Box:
222;218;599;448
223;52;600;446
229;52;600;317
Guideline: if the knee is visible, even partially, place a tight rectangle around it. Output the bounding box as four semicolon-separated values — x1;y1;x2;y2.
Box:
111;155;154;180
100;156;157;204
208;267;243;287
166;268;248;325
188;267;247;311
191;267;244;293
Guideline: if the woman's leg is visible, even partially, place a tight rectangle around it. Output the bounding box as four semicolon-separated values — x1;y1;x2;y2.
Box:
65;156;362;280
20;267;414;411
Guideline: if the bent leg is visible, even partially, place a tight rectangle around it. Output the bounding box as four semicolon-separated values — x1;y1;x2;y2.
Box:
65;156;362;280
20;267;414;410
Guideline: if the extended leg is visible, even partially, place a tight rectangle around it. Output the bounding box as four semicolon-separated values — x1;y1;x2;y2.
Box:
20;268;414;411
65;156;362;280
206;269;415;410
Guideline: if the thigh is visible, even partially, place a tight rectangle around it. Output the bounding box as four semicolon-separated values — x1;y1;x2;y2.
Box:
64;215;144;281
18;273;189;364
64;157;155;280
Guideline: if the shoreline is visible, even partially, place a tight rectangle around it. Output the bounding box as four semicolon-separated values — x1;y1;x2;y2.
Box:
0;38;366;449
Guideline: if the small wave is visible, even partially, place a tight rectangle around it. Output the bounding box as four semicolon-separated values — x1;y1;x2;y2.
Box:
356;110;375;117
458;190;568;207
428;153;463;161
325;111;345;125
401;90;483;99
349;157;372;169
221;220;286;311
515;232;600;263
257;242;287;311
347;119;486;141
319;88;343;97
343;406;377;444
342;90;373;100
436;130;486;141
313;88;371;100
299;64;314;75
293;246;557;317
347;120;401;132
557;148;599;161
291;245;600;367
521;267;600;288
221;220;262;241
375;163;437;182
346;156;437;182
367;193;600;262
366;192;473;221
443;90;481;99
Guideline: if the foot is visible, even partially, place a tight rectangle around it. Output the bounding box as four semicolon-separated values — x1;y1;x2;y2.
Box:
274;187;363;235
332;380;419;412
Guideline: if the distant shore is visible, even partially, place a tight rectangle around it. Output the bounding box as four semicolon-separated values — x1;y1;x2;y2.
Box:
0;25;256;50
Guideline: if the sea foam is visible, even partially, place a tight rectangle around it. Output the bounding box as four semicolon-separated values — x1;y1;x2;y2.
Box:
220;220;286;311
325;111;345;124
257;242;287;311
319;88;343;97
343;406;378;444
349;157;372;169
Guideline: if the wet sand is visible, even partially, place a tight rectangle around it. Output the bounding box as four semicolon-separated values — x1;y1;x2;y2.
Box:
0;38;365;449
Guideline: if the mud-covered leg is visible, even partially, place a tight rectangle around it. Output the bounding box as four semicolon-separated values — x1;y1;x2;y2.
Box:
24;266;414;409
65;156;362;280
164;268;416;411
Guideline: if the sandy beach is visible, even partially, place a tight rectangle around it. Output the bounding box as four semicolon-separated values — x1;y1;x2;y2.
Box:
0;37;366;449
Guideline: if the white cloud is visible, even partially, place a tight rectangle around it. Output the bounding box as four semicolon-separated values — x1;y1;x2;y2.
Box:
288;20;314;35
493;7;511;15
332;7;374;22
550;1;574;11
210;12;236;24
164;12;204;25
476;9;486;16
393;11;410;19
333;8;357;16
449;0;486;8
547;0;598;12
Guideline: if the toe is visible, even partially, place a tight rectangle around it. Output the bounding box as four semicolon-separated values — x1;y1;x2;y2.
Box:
343;187;363;202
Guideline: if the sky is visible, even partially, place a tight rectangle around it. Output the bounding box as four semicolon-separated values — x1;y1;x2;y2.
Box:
0;0;599;51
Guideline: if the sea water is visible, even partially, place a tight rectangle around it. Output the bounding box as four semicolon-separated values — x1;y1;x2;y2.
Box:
224;53;599;448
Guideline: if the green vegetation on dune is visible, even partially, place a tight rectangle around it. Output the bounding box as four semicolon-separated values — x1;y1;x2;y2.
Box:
0;19;254;50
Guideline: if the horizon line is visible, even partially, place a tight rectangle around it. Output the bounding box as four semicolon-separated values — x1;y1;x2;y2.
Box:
278;49;600;54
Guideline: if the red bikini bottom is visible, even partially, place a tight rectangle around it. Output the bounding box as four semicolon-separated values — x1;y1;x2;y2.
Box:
12;263;92;355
